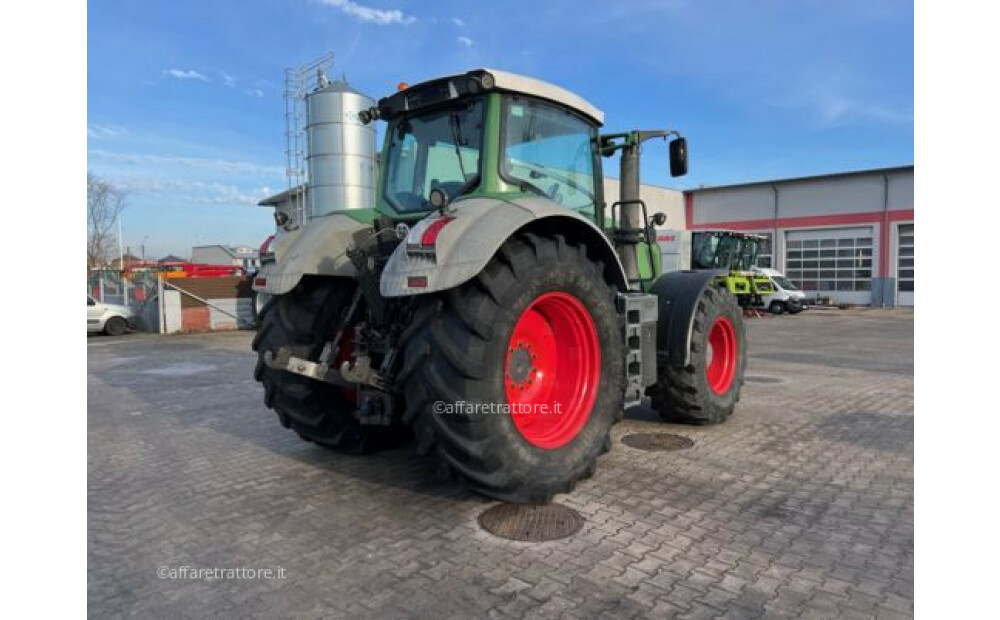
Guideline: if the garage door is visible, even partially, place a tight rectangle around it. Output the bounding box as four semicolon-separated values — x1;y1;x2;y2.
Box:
784;227;875;305
897;224;913;306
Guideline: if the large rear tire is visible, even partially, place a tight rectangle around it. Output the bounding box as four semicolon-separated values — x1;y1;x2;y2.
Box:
251;278;386;453
398;233;624;503
647;286;746;425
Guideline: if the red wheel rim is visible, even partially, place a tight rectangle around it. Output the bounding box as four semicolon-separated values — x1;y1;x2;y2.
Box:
705;316;737;394
505;292;600;449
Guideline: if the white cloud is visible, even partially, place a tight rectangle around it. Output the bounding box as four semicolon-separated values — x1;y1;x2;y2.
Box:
794;84;913;127
87;125;127;139
814;94;912;126
88;149;284;176
244;88;265;98
457;36;473;48
221;72;237;88
114;177;274;206
450;17;465;27
163;69;210;82
318;0;415;25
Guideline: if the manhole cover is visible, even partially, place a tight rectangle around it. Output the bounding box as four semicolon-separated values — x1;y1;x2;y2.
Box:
745;375;784;384
478;503;584;542
621;433;694;451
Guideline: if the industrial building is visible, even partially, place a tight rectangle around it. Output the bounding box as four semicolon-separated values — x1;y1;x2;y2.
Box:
191;245;262;271
684;166;914;307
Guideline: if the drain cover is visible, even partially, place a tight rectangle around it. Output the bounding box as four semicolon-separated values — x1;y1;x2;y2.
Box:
621;433;694;451
745;375;784;384
478;503;584;541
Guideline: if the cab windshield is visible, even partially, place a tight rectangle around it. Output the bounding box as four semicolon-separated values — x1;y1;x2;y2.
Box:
501;97;597;215
693;233;737;269
773;275;798;291
383;98;485;213
693;233;759;270
735;238;759;270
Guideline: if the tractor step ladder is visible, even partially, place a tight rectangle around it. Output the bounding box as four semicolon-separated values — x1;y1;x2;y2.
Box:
618;292;659;408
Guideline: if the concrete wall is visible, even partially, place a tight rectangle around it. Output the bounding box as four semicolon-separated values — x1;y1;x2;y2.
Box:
603;178;685;228
163;290;182;333
776;175;886;218
161;276;254;333
689;184;775;226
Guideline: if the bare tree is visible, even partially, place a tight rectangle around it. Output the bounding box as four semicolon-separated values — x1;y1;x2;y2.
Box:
87;173;127;268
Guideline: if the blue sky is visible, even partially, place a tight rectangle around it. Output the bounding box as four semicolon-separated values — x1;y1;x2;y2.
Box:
87;0;913;258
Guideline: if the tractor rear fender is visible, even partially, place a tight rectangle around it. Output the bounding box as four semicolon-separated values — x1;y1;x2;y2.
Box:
252;214;370;295
380;196;628;297
649;269;728;367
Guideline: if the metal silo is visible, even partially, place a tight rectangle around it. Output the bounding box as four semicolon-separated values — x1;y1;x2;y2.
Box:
305;74;377;217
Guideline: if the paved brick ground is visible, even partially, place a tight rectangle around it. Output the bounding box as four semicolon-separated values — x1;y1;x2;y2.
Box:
88;309;913;619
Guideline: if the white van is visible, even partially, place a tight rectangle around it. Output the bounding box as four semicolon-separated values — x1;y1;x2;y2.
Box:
753;268;806;315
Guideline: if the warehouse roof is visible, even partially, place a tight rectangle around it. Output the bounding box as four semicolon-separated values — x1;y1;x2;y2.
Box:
685;165;914;194
258;184;305;207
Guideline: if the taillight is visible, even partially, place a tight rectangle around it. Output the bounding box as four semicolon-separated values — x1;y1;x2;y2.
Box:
420;217;454;245
407;216;455;256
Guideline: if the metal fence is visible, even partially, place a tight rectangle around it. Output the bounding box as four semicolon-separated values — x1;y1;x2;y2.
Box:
87;269;159;309
89;270;255;333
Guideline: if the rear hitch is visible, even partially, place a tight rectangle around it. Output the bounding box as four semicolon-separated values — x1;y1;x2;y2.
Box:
263;347;351;387
339;354;387;390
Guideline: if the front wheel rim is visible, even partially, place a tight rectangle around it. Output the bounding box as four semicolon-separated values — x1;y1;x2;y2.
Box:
505;292;600;449
705;316;737;394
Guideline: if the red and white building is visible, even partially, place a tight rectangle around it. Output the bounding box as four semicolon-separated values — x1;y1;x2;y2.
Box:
683;166;914;307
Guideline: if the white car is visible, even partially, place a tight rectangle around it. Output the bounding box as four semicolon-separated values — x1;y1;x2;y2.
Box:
87;295;134;336
753;268;806;315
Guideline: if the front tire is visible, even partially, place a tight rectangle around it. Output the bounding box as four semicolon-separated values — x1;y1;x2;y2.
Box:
769;301;786;315
648;286;746;425
104;316;127;336
398;233;624;503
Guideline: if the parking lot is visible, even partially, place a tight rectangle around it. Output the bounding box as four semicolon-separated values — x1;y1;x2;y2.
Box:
88;309;913;619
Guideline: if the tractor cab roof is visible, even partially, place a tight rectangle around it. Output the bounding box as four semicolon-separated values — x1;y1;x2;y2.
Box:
376;68;605;126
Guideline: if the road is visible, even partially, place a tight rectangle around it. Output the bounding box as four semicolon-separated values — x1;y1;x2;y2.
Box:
88;309;913;619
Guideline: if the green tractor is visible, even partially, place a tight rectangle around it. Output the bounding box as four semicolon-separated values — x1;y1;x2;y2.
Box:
690;230;775;308
252;69;747;502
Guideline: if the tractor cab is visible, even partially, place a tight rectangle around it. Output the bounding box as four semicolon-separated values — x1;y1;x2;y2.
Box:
692;230;763;271
691;230;775;307
365;69;605;220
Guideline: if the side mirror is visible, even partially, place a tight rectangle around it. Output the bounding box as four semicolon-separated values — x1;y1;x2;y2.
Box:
669;137;688;177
